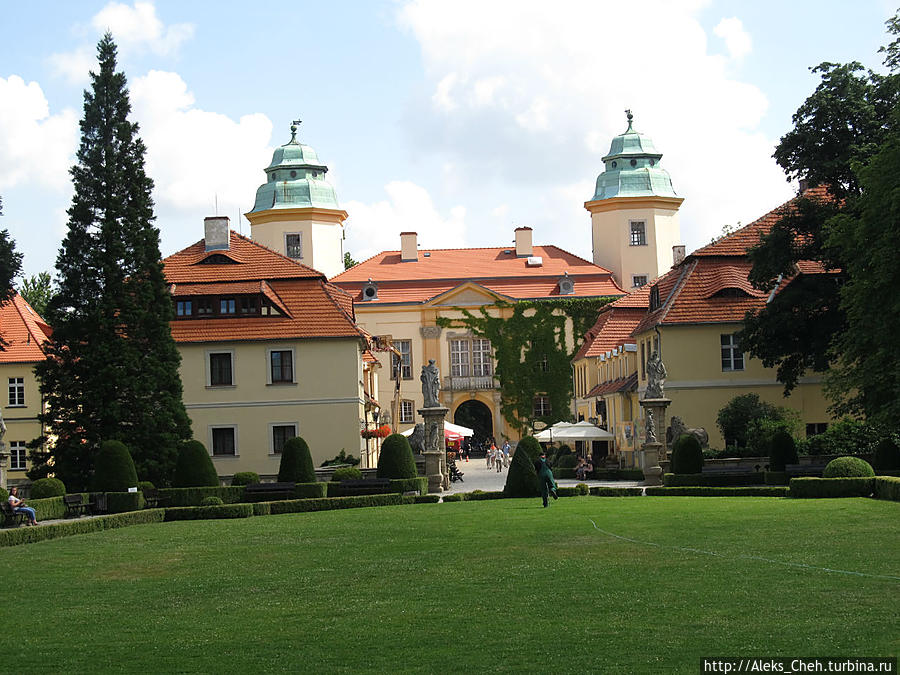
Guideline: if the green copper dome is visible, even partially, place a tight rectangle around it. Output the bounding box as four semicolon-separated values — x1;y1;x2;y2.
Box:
591;111;678;201
249;121;341;212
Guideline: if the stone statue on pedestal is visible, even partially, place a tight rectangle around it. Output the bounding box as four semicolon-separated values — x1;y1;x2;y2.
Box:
645;350;667;399
421;359;441;408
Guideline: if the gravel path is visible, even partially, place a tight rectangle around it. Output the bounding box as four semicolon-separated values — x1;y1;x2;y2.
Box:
444;458;643;494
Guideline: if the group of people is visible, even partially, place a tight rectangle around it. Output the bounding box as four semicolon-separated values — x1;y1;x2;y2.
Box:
574;456;594;481
485;440;511;473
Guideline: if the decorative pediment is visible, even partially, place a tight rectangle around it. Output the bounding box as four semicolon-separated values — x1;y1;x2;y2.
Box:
427;282;509;307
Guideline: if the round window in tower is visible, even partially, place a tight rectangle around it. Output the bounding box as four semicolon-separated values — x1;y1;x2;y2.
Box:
290;170;297;178
272;172;277;181
611;161;617;168
649;159;655;166
630;159;637;167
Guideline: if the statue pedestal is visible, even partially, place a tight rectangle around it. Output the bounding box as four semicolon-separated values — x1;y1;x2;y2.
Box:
640;397;672;459
639;442;664;485
419;406;449;493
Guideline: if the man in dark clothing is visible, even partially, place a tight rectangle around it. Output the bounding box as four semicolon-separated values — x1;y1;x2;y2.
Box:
535;452;558;507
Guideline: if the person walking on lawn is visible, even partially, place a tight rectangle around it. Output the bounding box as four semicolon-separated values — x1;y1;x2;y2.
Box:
536;452;558;507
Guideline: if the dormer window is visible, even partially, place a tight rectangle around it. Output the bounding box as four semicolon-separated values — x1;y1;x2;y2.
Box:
220;298;236;315
198;254;238;265
713;287;751;298
198;298;213;315
176;300;192;317
649;285;660;311
362;279;378;302
557;273;574;296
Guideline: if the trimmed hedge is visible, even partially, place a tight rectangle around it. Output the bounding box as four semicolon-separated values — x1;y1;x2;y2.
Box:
389;477;428;496
29;496;68;521
200;496;224;506
331;467;363;481
414;494;441;504
173;440;219;487
159;486;245;507
0;509;165;548
645;486;789;497
504;439;540;497
93;440;138;492
874;476;900;501
106;492;146;514
764;471;789;485
30;477;67;499
589;486;644;496
278;436;316;483
231;472;259;486
552;467;646;481
376;434;417;479
164;503;254;521
671;434;703;474
293;482;328;499
663;472;764;487
442;493;464;502
873;438;900;471
267;494;402;514
789;477;875;498
823;456;875;478
769;429;798;472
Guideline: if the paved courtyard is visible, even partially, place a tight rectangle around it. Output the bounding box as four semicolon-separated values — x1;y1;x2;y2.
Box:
443;457;643;494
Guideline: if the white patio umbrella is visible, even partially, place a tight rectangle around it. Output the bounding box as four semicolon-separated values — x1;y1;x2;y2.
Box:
550;421;615;441
534;421;574;442
401;421;475;437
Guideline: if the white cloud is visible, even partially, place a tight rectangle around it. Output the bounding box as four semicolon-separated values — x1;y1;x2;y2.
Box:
714;17;752;60
0;76;78;191
343;182;467;261
397;0;792;254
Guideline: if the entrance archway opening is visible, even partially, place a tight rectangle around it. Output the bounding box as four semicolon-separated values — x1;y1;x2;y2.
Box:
454;399;493;454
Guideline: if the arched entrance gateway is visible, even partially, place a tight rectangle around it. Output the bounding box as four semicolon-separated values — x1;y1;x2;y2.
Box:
454;400;493;453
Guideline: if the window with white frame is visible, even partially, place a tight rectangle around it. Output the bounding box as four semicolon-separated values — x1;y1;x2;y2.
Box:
9;441;26;470
533;395;551;417
269;350;294;383
8;377;24;406
720;334;744;371
271;424;297;454
399;400;414;424
211;426;236;456
450;338;493;377
630;221;647;246
632;275;648;288
285;233;303;259
391;340;412;380
208;352;234;386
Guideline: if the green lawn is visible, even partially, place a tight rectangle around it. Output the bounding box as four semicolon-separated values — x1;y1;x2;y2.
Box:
2;497;898;673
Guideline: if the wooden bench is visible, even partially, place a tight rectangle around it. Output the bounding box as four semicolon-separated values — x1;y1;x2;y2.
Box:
1;501;25;528
702;465;755;474
63;494;95;517
243;482;296;501
337;479;391;496
140;488;170;509
786;464;827;477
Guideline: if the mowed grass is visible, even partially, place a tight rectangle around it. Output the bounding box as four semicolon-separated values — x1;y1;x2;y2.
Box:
1;497;897;673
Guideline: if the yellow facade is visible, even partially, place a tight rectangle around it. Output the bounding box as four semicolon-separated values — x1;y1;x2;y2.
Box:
1;362;43;485
178;337;368;479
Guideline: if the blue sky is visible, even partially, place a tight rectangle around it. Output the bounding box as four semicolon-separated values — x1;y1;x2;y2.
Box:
0;1;894;281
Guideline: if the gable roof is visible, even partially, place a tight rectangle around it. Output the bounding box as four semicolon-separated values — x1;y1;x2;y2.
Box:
0;293;51;363
331;245;623;304
573;304;645;361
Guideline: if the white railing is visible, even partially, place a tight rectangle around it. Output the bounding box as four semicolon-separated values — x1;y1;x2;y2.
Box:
442;375;498;391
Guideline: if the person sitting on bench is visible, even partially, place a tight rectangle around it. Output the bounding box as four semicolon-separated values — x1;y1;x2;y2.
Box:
8;487;37;526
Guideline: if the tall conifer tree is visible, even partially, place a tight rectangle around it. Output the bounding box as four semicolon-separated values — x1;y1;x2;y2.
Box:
32;34;191;489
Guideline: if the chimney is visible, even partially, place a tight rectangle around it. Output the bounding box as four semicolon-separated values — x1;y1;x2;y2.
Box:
798;178;809;194
515;226;533;257
672;244;686;266
400;232;418;262
204;216;230;252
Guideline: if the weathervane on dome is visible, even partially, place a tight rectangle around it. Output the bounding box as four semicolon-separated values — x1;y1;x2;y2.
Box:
290;118;302;142
625;108;634;131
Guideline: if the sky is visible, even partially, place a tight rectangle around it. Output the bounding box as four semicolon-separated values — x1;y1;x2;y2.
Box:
0;0;895;281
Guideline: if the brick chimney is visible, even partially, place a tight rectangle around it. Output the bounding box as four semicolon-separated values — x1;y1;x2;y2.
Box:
400;232;418;262
204;216;230;252
515;226;533;257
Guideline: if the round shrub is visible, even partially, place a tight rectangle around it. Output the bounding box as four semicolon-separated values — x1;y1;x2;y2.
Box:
200;496;224;506
278;436;316;483
670;434;703;474
231;471;260;486
137;481;155;491
516;436;543;462
504;440;540;497
553;444;573;463
555;453;578;469
823;456;875;478
768;429;799;472
173;440;219;487
332;466;363;481
30;477;66;499
92;440;138;492
873;438;900;471
377;434;417;479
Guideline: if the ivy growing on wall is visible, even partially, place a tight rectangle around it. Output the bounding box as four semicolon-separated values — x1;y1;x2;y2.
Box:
436;297;614;434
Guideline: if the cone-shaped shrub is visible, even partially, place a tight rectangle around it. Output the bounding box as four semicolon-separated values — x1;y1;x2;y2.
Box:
30;477;67;498
670;434;703;474
231;471;260;486
768;429;799;472
823;456;875;478
873;438;900;471
377;433;417;479
278;436;316;483
173;440;219;487
504;438;540;497
92;440;138;491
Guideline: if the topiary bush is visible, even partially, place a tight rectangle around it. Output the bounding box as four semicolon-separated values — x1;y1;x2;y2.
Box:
555;453;578;469
200;496;224;506
92;440;138;492
173;440;219;487
670;434;703;474
376;434;417;479
231;471;260;486
503;440;540;497
823;456;875;478
30;477;66;499
769;429;799;472
873;438;900;471
516;436;543;463
332;466;363;481
278;436;316;483
137;481;155;491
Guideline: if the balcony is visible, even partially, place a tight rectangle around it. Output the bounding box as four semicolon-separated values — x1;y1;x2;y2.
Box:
442;375;499;391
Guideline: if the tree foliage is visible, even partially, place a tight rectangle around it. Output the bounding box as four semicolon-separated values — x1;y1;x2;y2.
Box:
437;297;613;433
343;251;358;270
0;197;24;324
30;34;192;489
716;394;786;450
19;272;55;318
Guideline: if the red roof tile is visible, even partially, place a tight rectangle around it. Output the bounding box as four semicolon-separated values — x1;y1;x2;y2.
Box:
573;306;644;361
0;293;50;363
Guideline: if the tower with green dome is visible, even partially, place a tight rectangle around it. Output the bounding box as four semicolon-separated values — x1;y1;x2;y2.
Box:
245;120;348;279
585;110;684;290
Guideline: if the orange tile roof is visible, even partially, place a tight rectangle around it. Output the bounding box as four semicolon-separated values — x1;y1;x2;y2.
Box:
0;293;50;363
164;231;325;284
331;244;624;304
573;306;644;361
586;374;638;397
163;235;364;343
